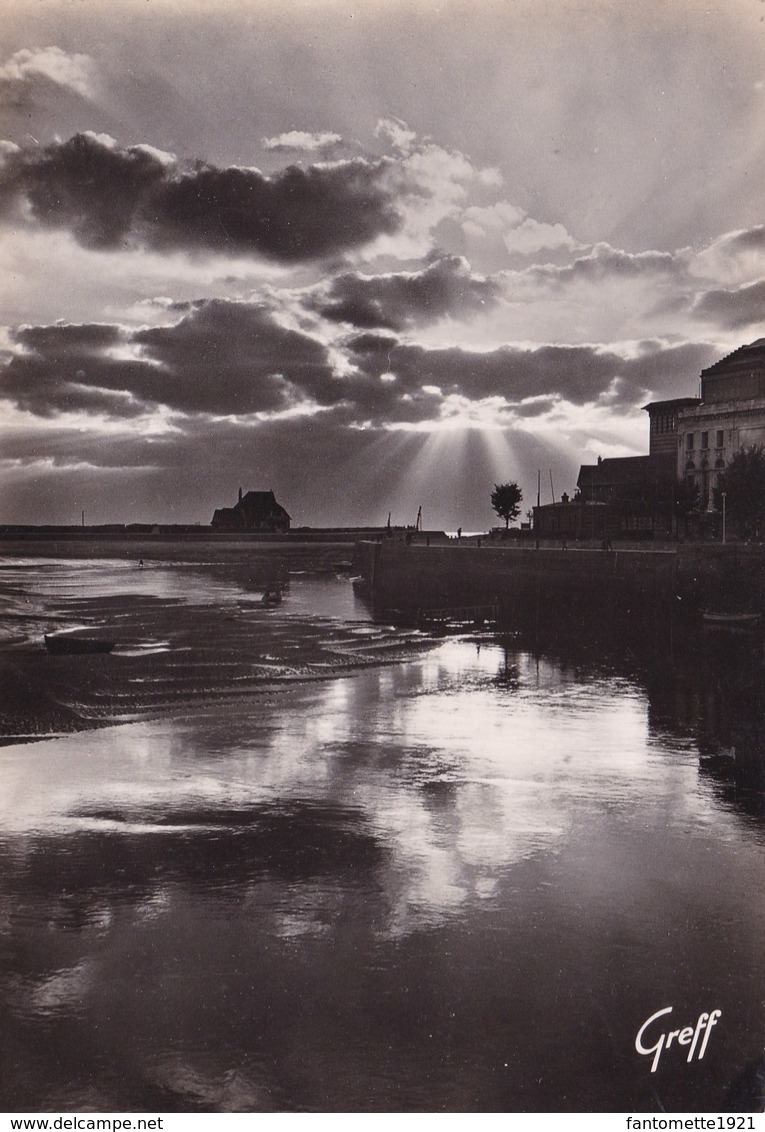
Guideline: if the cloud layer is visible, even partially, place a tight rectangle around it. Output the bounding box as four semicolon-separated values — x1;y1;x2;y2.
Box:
2;0;764;530
0;133;402;260
2;297;719;435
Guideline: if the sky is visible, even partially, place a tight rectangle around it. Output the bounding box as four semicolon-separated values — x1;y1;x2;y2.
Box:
1;0;765;529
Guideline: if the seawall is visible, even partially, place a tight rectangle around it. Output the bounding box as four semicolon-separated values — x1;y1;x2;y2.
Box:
355;540;765;626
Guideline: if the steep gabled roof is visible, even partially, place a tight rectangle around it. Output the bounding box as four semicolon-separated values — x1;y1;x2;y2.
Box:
239;490;291;520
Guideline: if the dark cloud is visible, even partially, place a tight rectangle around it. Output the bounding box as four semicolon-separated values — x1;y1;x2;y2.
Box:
132;300;337;413
311;256;500;330
512;397;558;418
691;280;765;331
345;333;400;355
1;354;160;418
1;299;718;436
365;343;638;408
0;133;168;248
616;340;718;399
0;133;402;260
147;160;401;261
12;321;122;357
345;339;719;420
1;301;336;418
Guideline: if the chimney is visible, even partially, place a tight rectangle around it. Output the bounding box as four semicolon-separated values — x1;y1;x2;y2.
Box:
238;487;242;503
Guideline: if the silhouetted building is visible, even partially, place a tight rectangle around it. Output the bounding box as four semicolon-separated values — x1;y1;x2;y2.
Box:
577;453;676;537
534;403;689;539
533;339;765;538
531;496;615;540
212;489;291;532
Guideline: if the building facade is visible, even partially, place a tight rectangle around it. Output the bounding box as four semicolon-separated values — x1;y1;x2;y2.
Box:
532;340;765;539
674;340;765;509
644;397;701;460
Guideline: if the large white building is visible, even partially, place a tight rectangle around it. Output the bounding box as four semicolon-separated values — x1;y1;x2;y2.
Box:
647;339;765;510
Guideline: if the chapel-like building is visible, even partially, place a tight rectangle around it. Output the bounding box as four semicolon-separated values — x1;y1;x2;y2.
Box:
211;489;291;532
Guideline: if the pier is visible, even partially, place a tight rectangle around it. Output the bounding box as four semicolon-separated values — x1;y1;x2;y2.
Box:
355;539;765;629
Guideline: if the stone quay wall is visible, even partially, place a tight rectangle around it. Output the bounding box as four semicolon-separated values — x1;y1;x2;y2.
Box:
354;540;765;626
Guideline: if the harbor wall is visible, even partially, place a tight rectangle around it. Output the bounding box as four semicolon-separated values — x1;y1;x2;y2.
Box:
355;540;765;626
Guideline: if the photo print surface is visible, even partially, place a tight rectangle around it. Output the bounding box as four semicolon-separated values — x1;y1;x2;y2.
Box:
0;0;764;1114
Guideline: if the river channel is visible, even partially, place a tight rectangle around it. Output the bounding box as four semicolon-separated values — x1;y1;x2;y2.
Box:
0;547;763;1112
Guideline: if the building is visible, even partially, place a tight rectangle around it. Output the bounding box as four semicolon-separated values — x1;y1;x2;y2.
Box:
530;493;615;541
533;340;765;539
211;489;291;532
576;454;676;538
675;339;765;508
644;397;701;460
534;450;678;540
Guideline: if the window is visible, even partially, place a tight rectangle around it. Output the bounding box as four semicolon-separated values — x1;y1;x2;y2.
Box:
701;431;708;449
686;433;694;450
716;430;724;448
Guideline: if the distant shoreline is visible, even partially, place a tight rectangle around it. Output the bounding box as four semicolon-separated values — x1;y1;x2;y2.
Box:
0;524;427;543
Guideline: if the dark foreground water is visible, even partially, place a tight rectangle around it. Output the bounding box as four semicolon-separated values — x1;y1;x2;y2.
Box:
0;546;763;1112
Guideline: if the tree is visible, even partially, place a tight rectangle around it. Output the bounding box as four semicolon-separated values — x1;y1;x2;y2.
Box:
491;482;523;529
713;446;765;534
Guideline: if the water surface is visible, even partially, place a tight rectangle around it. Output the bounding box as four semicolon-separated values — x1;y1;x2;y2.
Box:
0;553;763;1112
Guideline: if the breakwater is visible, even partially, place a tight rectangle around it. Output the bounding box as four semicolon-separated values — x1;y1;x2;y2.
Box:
355;540;765;628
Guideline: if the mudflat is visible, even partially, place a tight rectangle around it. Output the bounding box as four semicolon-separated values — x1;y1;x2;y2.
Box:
0;538;425;743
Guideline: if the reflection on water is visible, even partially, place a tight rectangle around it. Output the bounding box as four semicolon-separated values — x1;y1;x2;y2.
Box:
0;569;763;1112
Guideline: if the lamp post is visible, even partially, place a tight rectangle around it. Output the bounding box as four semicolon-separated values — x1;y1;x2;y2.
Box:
722;492;726;545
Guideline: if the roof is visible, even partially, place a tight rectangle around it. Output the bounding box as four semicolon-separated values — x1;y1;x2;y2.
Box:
238;491;291;520
211;489;292;530
642;397;701;412
578;456;653;487
577;454;676;492
701;338;765;377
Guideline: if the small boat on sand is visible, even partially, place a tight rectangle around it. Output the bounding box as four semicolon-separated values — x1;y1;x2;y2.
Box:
44;633;116;655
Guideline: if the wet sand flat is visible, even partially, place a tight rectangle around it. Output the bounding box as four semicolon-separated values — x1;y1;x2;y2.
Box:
0;540;428;742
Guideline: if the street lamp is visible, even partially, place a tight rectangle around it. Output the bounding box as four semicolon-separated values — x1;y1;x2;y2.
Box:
722;492;726;545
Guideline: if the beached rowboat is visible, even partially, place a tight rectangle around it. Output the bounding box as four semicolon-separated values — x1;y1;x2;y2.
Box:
44;633;116;655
